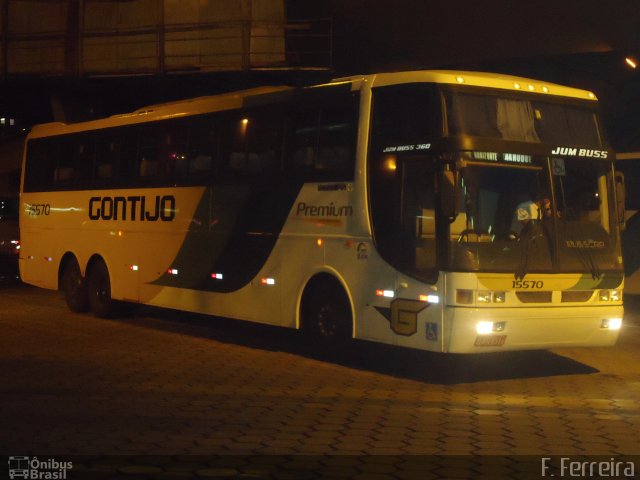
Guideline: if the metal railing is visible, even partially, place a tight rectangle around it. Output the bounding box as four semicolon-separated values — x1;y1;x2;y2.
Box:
0;15;332;77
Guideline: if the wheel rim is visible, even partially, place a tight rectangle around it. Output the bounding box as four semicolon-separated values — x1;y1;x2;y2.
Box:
303;281;352;344
67;269;82;296
317;303;339;337
86;262;113;317
95;275;109;305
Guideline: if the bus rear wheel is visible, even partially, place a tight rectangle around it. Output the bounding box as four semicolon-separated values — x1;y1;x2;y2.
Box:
61;259;89;313
302;279;352;347
88;260;114;318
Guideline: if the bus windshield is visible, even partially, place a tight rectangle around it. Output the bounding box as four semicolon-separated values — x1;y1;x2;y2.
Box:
450;156;621;275
369;83;621;282
446;91;604;146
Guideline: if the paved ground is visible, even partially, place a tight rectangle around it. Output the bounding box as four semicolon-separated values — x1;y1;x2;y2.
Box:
1;280;639;478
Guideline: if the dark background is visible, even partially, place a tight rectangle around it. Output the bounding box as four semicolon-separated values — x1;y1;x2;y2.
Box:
1;0;639;169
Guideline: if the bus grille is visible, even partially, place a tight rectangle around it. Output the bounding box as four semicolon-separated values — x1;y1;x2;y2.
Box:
561;291;594;303
515;291;553;303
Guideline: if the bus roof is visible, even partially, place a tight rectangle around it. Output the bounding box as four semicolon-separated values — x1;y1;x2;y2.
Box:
29;85;293;138
337;70;598;101
28;70;597;139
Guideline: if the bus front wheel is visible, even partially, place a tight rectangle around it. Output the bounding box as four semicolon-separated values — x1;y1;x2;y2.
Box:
88;260;114;318
61;259;89;313
302;278;352;347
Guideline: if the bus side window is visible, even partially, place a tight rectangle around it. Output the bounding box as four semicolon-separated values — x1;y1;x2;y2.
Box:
55;138;80;187
290;109;319;173
75;137;95;183
371;84;438;152
402;160;437;270
50;136;94;189
222;116;250;173
24;138;58;192
289;104;355;181
118;128;140;183
369;85;439;281
248;113;282;174
221;112;283;177
162;123;188;178
138;126;163;179
187;118;217;179
95;136;118;183
317;106;353;177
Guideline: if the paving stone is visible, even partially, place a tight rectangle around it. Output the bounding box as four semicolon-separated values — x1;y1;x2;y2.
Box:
1;283;640;468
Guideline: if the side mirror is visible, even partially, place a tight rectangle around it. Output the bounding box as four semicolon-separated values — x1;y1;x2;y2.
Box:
440;169;459;220
615;171;626;231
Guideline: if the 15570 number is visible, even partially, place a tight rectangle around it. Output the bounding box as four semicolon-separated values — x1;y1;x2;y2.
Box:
26;204;51;216
512;280;544;289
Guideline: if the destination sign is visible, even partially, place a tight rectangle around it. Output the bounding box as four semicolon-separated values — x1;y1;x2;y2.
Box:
471;152;532;165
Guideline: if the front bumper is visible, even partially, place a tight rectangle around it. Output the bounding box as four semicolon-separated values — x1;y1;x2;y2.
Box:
445;305;623;353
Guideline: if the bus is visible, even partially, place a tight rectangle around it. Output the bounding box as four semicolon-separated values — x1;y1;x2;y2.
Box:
19;70;626;353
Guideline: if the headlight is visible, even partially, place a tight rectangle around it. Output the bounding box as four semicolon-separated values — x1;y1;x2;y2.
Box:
476;321;507;334
477;291;492;303
599;290;622;302
601;318;622;330
458;290;506;305
476;321;494;334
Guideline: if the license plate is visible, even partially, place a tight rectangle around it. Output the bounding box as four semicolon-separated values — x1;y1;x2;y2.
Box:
474;335;507;347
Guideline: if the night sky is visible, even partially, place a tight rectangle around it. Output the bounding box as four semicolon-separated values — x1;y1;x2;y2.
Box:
1;0;639;151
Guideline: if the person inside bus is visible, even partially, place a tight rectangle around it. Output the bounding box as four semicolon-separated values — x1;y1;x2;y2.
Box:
511;196;551;237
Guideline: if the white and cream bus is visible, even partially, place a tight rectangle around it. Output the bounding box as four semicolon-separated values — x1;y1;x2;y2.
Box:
19;71;625;353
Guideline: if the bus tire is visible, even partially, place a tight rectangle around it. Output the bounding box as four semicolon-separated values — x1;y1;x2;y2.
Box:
61;258;89;313
88;260;114;318
302;277;352;347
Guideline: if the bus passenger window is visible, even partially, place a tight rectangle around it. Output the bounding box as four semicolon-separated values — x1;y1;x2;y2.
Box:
222;114;282;177
118;129;140;181
97;163;112;179
289;104;355;180
191;155;212;173
371;84;439;152
187;119;218;177
55;139;82;186
76;139;95;183
95;138;118;182
54;166;74;182
138;127;163;179
402;160;437;271
25;139;57;192
248;116;281;174
173;153;189;176
222;117;250;173
139;157;159;177
162;126;188;177
317;106;352;173
291;110;319;172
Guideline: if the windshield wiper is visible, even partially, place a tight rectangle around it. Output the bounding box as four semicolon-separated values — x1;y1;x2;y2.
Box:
564;223;604;280
515;221;545;280
575;248;603;280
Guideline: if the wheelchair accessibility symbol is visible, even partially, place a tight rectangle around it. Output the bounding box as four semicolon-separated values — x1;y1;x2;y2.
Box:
551;157;566;176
